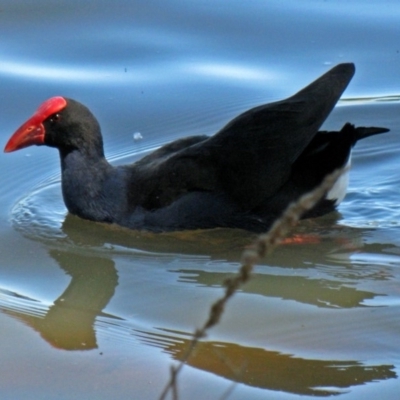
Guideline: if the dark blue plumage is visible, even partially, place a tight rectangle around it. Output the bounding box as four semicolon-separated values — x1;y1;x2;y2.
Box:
4;63;389;232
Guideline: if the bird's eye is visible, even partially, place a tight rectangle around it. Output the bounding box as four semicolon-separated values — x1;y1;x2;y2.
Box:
49;113;61;123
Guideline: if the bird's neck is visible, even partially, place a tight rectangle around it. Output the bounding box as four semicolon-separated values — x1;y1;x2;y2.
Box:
59;149;127;224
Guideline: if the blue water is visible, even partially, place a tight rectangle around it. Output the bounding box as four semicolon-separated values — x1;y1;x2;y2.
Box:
0;1;400;399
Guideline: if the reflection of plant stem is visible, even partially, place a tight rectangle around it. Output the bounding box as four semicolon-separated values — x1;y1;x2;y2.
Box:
159;167;347;400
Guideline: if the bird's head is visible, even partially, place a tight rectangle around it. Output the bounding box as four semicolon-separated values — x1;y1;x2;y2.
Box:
4;97;103;157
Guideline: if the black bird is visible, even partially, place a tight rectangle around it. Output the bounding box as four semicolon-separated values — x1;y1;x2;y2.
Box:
4;63;389;232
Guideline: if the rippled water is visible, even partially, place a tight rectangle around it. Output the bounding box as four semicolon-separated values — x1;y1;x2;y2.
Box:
1;1;400;399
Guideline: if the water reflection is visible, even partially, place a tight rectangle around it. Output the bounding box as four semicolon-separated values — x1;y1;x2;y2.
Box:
0;181;398;398
176;269;380;309
185;61;275;81
136;328;396;396
0;60;126;83
0;58;275;86
0;251;120;350
61;213;251;259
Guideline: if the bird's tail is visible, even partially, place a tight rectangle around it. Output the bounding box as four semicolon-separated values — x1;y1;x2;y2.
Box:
354;125;390;140
340;123;390;142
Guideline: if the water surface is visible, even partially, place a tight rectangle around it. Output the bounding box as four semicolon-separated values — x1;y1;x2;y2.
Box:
1;1;400;399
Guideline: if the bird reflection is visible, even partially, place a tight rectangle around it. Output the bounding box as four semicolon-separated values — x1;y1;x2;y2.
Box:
1;250;120;350
176;269;380;308
61;213;252;260
135;328;396;396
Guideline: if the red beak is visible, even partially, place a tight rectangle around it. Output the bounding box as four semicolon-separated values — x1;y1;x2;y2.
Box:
4;96;67;153
4;118;45;153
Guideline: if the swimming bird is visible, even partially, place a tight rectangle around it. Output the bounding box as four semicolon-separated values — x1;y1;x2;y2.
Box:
4;63;389;232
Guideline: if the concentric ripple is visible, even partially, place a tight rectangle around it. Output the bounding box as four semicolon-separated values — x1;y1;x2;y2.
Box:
11;178;67;241
8;145;163;255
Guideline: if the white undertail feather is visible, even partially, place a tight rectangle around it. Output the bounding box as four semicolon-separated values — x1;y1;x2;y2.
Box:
326;157;351;205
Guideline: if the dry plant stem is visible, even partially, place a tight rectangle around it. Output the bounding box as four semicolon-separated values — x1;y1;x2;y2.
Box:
170;365;178;400
242;167;348;265
159;167;346;400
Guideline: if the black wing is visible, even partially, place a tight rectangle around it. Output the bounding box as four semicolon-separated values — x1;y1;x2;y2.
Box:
200;63;356;208
129;63;356;210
